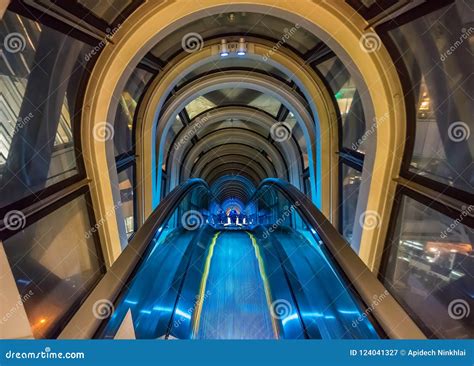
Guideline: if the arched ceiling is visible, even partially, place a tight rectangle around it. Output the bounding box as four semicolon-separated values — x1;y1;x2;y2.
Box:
156;69;317;203
83;1;404;222
210;175;256;203
75;0;413;263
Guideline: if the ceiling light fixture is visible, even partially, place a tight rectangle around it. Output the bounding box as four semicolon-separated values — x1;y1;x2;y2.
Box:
220;39;229;57
237;37;247;56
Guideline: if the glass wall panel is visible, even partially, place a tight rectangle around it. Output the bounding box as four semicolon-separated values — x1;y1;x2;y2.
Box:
0;10;93;207
184;89;283;120
150;13;319;62
162;115;185;176
118;165;135;238
285;112;308;169
177;58;290;88
341;164;362;248
248;94;281;117
77;0;133;24
113;68;153;156
2;195;103;338
185;96;216;120
316;58;367;153
388;1;473;193
383;195;473;338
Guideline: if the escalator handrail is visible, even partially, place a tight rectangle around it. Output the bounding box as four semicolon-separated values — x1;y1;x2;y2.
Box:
254;178;426;339
59;179;210;339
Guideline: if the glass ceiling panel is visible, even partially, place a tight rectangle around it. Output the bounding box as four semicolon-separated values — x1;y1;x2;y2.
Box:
150;12;320;61
177;58;290;88
248;94;281;117
77;0;134;24
184;88;282;119
185;96;216;120
316;57;367;153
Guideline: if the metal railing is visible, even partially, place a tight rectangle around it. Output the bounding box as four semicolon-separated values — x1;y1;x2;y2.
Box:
59;179;209;339
254;178;426;339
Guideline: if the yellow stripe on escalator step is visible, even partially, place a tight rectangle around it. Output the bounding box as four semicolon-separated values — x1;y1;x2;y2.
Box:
247;231;279;339
191;231;221;338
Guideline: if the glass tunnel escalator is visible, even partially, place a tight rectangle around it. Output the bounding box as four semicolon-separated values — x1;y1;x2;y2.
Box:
59;179;424;340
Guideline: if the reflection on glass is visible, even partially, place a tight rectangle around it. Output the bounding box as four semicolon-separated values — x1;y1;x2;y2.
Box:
162;115;185;170
316;58;367;153
388;1;473;193
248;93;281;117
341;164;362;249
383;195;473;338
0;10;93;207
118;166;135;239
185;96;216;120
77;0;133;24
284;112;308;169
184;88;283;119
304;176;311;198
177;58;289;88
114;68;153;156
150;13;319;61
2;196;103;338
